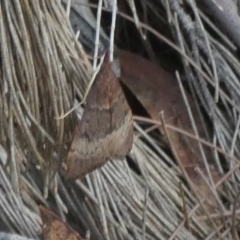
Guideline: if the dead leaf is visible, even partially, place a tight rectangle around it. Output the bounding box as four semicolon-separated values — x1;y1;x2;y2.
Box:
119;50;221;206
40;206;85;240
119;50;204;165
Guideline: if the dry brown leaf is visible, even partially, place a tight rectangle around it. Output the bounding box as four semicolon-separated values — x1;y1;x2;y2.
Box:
119;50;203;165
40;206;85;240
119;50;221;203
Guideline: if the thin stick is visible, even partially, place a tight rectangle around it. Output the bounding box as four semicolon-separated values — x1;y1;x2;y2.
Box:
109;0;117;62
56;55;104;119
198;209;240;221
134;115;240;163
142;185;149;240
232;191;240;240
93;0;103;70
66;0;71;18
179;182;190;231
9;94;19;195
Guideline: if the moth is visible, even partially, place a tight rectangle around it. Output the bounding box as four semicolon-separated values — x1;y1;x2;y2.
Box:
66;52;133;179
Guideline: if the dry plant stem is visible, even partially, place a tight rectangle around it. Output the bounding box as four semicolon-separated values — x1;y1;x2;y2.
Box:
9;94;20;195
176;71;215;188
41;1;61;126
1;17;44;165
12;76;55;144
215;40;240;76
136;115;240;201
65;185;104;239
230;115;240;159
93;0;103;70
136;125;200;236
215;162;240;188
101;175;128;233
134;122;180;172
195;167;225;212
229;115;240;187
104;182;126;240
5;3;55;144
232;191;240;240
205;224;225;240
1;0;95;237
170;0;240;190
198;209;240;221
99;173;115;239
53;176;67;215
165;0;172;23
104;168;140;239
86;174;95;195
201;0;240;49
46;33;65;143
54;191;67;219
100;213;130;240
75;179;98;205
21;177;47;206
101;169;134;238
134;124;159;139
160;113;223;239
198;9;236;51
129;137;201;238
139;1;147;40
176;10;215;124
56;57;103;119
180;183;190;231
110;163;156;239
13;0;39;118
85;230;90;240
142;186;149;240
168;192;199;240
0;167;39;238
213;133;224;174
109;0;117;62
127;0;145;39
167;187;207;239
175;71;223;207
43;173;49;199
99;175;116;237
66;0;71;17
94;171;110;240
123;160;139;198
134;116;239;163
187;0;219;102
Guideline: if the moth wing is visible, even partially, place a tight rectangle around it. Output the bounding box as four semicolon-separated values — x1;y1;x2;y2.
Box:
66;100;115;178
66;130;110;179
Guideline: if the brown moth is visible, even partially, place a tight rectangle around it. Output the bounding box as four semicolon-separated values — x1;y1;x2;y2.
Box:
66;52;133;179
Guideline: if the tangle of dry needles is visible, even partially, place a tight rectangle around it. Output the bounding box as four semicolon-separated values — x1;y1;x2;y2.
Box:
1;0;240;240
